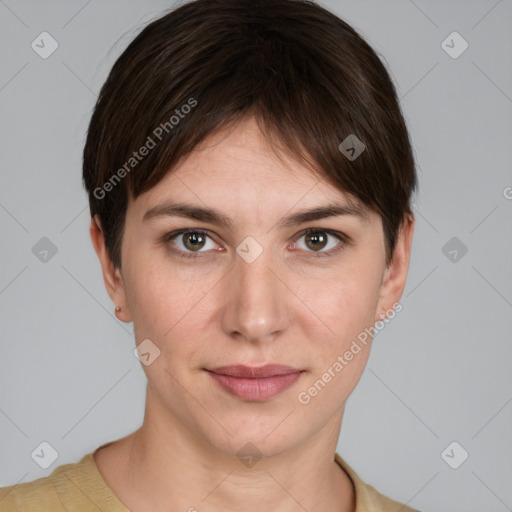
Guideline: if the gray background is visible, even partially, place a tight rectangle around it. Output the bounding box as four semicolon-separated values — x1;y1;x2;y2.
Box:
0;1;511;511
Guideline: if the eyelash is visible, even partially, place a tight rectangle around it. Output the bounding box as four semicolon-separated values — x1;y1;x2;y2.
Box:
162;228;349;260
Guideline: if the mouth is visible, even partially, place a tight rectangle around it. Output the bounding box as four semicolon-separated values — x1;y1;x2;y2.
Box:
205;364;304;401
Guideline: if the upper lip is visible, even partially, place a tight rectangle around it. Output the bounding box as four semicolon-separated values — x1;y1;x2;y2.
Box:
207;364;302;378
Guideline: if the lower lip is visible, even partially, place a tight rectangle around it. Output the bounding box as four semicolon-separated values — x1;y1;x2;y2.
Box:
207;371;302;401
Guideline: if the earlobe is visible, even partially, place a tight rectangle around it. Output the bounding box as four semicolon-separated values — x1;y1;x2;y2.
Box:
375;215;415;321
89;215;132;322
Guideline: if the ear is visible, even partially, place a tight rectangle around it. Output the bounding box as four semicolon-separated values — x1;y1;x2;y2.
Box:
89;215;132;323
375;214;415;321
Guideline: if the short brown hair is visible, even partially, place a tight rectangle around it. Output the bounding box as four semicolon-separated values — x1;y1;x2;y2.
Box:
83;0;417;269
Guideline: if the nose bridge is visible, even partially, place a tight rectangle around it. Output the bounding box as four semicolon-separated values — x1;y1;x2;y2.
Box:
219;240;288;342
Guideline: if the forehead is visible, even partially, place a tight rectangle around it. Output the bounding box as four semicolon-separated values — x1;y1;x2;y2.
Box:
130;116;363;214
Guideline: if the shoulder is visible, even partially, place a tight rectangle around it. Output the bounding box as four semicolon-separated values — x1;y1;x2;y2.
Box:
0;473;61;512
0;451;106;512
0;463;69;512
334;453;421;512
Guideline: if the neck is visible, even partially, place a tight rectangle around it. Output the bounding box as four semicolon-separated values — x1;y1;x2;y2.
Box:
97;391;355;512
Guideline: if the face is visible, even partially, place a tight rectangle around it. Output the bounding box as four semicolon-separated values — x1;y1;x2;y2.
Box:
92;116;413;462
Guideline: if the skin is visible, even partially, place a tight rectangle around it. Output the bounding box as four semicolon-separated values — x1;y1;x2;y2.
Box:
90;116;414;512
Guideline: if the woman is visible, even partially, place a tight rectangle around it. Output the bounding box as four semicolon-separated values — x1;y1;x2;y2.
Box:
0;0;418;510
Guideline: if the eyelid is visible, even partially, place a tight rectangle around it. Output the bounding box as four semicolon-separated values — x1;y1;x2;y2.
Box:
290;227;349;257
163;228;220;259
162;227;349;259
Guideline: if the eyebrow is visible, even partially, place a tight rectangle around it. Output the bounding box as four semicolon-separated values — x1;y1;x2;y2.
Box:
142;200;368;229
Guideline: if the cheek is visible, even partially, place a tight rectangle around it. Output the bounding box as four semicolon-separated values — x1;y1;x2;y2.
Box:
125;254;219;357
295;259;383;344
294;291;377;417
291;258;383;405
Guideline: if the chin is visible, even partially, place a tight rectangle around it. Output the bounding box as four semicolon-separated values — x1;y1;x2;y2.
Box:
194;410;309;464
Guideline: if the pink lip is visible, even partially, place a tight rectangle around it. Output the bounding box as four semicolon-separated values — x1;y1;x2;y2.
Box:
206;364;303;401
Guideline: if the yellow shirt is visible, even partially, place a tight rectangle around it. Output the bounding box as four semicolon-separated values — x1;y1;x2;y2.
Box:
0;447;419;511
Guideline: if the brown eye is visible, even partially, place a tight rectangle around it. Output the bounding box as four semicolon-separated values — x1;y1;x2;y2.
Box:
304;232;328;251
165;229;217;257
294;229;346;256
182;232;207;251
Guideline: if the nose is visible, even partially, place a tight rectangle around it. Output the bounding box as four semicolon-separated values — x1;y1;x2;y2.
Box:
218;242;290;344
